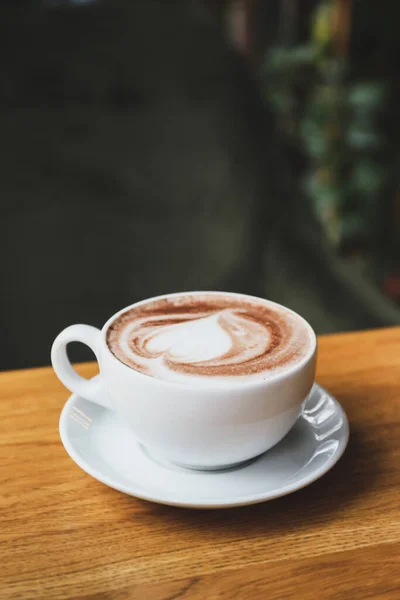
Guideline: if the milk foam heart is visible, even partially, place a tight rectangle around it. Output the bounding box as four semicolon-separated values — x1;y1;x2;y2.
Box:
145;313;233;363
106;293;312;385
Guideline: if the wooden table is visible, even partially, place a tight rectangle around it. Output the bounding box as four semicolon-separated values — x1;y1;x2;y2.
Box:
1;328;400;600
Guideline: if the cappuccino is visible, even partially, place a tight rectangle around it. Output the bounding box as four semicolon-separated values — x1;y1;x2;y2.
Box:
106;293;312;386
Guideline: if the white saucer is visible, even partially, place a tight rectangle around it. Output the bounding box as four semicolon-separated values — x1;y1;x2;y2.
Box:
59;380;349;509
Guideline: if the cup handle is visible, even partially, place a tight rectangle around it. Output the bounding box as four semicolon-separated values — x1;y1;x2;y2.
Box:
51;324;113;410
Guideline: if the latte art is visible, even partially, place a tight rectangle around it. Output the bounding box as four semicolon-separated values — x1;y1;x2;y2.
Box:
106;294;312;384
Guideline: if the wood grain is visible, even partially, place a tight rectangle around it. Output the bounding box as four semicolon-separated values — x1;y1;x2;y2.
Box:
1;328;400;600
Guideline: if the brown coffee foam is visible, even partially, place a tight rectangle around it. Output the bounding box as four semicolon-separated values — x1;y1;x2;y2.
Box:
106;294;312;380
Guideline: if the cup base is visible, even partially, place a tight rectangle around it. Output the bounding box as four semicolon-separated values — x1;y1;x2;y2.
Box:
140;445;261;472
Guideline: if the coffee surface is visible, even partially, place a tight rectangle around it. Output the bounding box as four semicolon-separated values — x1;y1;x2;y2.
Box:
106;293;312;385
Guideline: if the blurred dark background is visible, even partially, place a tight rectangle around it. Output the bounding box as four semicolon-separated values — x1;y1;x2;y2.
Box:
1;0;400;371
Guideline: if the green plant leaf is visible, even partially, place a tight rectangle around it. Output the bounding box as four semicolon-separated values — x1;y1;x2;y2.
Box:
347;125;383;150
348;83;385;110
352;161;386;194
301;119;329;158
262;48;293;73
289;45;319;64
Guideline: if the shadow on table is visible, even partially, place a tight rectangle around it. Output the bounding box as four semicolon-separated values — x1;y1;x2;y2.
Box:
129;424;378;532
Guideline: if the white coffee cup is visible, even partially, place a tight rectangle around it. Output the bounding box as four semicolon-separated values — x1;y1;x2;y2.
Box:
51;292;317;470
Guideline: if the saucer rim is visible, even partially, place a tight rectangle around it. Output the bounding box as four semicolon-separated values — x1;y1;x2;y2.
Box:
59;381;350;509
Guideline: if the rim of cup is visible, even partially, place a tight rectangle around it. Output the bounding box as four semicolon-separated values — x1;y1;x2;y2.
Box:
100;291;317;391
